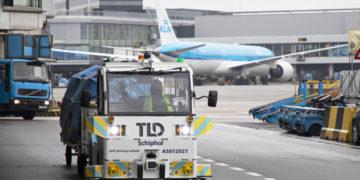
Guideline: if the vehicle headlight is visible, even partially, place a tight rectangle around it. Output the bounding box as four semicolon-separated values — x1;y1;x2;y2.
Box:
175;125;191;136
181;125;190;135
44;100;50;105
14;99;21;104
110;125;120;136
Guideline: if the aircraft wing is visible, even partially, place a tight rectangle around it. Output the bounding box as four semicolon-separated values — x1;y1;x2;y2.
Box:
52;48;138;60
230;44;348;70
103;44;206;56
102;46;148;53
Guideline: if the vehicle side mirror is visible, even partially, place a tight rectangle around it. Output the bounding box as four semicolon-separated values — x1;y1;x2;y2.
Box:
208;90;218;107
80;90;92;107
0;64;5;79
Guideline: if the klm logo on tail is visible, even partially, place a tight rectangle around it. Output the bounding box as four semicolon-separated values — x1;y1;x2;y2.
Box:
160;19;172;33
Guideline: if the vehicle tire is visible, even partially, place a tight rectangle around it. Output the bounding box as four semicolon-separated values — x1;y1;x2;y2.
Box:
352;119;360;145
22;112;35;120
159;164;165;179
77;154;87;177
65;146;72;166
308;124;321;136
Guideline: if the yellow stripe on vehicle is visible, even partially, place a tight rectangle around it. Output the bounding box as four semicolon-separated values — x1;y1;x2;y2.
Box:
107;162;130;177
197;164;212;177
85;165;103;178
171;161;193;177
194;117;213;137
94;116;108;131
86;118;107;137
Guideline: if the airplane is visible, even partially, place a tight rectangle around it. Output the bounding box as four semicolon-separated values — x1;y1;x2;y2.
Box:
52;0;347;84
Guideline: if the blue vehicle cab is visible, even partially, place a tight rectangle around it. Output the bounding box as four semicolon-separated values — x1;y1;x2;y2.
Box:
279;106;301;133
295;107;324;136
0;34;52;120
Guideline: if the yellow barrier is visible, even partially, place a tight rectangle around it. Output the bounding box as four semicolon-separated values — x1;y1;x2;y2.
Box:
320;106;356;143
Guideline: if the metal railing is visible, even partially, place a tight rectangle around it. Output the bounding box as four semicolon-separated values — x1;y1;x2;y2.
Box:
55;10;194;21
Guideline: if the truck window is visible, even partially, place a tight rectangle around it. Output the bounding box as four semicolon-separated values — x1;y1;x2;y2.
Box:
13;62;48;83
106;71;192;116
1;63;10;93
97;70;104;115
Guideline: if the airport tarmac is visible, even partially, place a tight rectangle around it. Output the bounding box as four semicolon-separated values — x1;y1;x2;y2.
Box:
1;84;359;180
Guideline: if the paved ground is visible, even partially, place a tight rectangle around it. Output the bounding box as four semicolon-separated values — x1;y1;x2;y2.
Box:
1;85;359;180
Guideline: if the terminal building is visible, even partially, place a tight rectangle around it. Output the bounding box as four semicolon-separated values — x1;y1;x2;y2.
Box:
48;0;220;60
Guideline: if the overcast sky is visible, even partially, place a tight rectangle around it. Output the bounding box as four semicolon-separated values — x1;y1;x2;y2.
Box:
143;0;360;12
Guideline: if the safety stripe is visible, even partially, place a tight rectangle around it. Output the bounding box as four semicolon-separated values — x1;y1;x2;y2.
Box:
172;161;193;176
173;161;186;172
194;117;213;137
92;117;107;137
85;168;94;177
194;117;206;130
85;165;103;178
107;162;130;177
94;116;108;131
86;117;108;137
340;108;355;141
325;107;338;139
86;119;103;137
321;107;356;143
321;128;348;133
197;165;211;176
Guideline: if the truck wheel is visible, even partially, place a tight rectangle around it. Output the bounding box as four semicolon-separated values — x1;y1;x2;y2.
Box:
65;146;72;166
309;124;321;136
352;119;360;145
77;154;87;177
22;112;35;120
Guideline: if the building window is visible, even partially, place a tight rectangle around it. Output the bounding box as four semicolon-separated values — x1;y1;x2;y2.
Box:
3;0;42;8
80;24;88;40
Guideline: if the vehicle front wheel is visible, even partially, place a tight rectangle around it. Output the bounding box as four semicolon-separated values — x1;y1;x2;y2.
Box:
352;119;360;145
65;146;72;166
77;154;87;177
22;112;35;120
308;124;321;136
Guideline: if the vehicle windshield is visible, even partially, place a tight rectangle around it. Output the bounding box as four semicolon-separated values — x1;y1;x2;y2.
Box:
13;62;48;83
107;71;192;115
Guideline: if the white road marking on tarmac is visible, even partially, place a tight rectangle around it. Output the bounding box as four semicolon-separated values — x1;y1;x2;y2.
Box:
246;172;263;177
215;163;230;167
231;167;245;171
264;178;277;180
202;159;216;162
34;117;59;121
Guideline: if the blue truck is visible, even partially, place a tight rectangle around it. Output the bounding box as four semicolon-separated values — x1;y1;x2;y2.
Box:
0;34;52;120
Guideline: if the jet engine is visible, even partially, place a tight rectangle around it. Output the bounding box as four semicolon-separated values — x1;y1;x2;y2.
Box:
269;60;294;81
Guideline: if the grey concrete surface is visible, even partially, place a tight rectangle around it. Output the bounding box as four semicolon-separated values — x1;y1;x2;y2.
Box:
1;85;359;180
